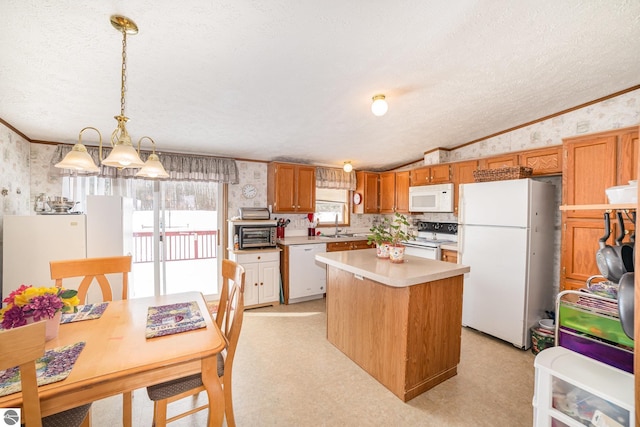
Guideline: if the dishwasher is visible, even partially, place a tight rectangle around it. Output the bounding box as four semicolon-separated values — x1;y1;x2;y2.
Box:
288;243;327;303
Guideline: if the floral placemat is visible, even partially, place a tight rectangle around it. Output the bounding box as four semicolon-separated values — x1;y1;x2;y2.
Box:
60;302;109;324
0;341;86;397
146;301;206;339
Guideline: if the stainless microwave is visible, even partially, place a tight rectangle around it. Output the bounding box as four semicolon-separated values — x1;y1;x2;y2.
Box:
236;224;277;249
409;183;454;212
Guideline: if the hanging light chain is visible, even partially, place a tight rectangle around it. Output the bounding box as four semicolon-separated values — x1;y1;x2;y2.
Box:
120;29;128;117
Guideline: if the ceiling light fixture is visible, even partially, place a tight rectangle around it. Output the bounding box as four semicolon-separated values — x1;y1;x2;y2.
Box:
371;94;388;116
55;15;168;179
343;161;353;173
54;127;101;173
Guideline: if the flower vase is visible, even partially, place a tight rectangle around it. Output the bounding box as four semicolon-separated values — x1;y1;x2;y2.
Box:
26;311;62;341
376;242;391;259
45;311;62;341
389;244;406;264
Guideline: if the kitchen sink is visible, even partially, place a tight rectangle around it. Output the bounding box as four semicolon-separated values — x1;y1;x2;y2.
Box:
324;233;371;238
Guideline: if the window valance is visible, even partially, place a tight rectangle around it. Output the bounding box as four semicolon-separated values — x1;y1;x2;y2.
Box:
50;145;239;184
315;167;356;190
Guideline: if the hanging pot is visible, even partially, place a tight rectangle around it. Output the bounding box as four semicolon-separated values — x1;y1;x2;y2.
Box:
617;272;634;340
614;211;634;273
595;212;626;283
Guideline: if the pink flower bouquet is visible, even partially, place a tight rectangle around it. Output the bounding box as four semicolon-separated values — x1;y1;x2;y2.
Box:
0;285;79;329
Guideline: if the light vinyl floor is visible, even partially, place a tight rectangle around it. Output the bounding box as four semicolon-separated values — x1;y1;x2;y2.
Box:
91;298;535;426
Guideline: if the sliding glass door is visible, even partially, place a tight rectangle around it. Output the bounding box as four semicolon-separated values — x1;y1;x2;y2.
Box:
64;176;224;299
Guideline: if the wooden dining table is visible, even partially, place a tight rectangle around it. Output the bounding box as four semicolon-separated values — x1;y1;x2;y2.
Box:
0;291;226;426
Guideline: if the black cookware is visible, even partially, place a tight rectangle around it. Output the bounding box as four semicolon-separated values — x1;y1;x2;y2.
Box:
614;211;634;273
595;212;626;283
617;272;634;340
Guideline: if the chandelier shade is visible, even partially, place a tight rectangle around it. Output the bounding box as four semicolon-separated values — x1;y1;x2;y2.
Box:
135;137;169;178
54;127;100;173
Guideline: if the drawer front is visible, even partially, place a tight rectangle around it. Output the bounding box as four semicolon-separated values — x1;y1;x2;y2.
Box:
236;251;280;264
327;241;351;252
558;328;633;373
559;304;634;348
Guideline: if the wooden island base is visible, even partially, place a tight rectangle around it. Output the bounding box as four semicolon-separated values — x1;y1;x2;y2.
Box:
326;266;464;402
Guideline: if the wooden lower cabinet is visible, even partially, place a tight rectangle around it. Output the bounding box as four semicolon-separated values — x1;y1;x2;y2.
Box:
441;249;458;264
326;266;463;401
326;240;370;252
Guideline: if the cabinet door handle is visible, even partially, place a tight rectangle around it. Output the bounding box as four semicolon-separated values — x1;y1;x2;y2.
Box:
260;282;264;286
254;283;258;286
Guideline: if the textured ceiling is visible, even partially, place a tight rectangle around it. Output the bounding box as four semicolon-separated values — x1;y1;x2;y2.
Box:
1;1;639;171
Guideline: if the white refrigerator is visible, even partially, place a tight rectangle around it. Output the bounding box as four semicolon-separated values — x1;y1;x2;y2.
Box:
2;196;133;301
458;178;555;349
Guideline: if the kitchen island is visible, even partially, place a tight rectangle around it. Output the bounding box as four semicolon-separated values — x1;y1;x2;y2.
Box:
316;249;470;401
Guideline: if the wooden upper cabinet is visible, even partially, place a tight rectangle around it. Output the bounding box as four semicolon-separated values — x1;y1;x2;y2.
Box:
268;162;316;213
379;172;396;213
479;154;518;170
379;171;410;214
410;165;450;185
354;171;379;214
561;218;607;291
451;160;479;216
296;166;316;212
395;171;410;213
519;146;562;176
617;129;639;185
562;134;617;218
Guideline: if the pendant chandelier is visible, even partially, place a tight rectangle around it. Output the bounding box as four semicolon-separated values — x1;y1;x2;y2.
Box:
55;15;169;179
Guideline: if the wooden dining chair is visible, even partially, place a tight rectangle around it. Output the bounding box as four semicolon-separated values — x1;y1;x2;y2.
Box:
49;255;133;426
0;322;91;427
49;255;132;303
146;259;246;427
206;258;235;328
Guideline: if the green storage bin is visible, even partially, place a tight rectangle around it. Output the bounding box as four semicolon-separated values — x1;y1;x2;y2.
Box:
559;303;634;349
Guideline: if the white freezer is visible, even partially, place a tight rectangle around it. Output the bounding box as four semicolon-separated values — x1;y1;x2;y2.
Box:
460;224;529;346
459;179;532;228
2;196;134;302
458;178;555;349
2;215;87;297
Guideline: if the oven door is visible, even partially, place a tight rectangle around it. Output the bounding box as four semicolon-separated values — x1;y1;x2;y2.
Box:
403;242;440;260
239;226;275;248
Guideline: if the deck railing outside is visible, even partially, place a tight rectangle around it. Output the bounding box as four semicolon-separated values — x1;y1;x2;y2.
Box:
133;230;217;263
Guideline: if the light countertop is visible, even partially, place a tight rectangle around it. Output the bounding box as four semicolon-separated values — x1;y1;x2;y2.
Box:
227;247;282;255
441;243;458;251
316;249;469;288
277;235;371;246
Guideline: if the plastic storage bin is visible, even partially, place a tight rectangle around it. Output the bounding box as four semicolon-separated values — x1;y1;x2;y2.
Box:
558;328;633;374
559;303;634;349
